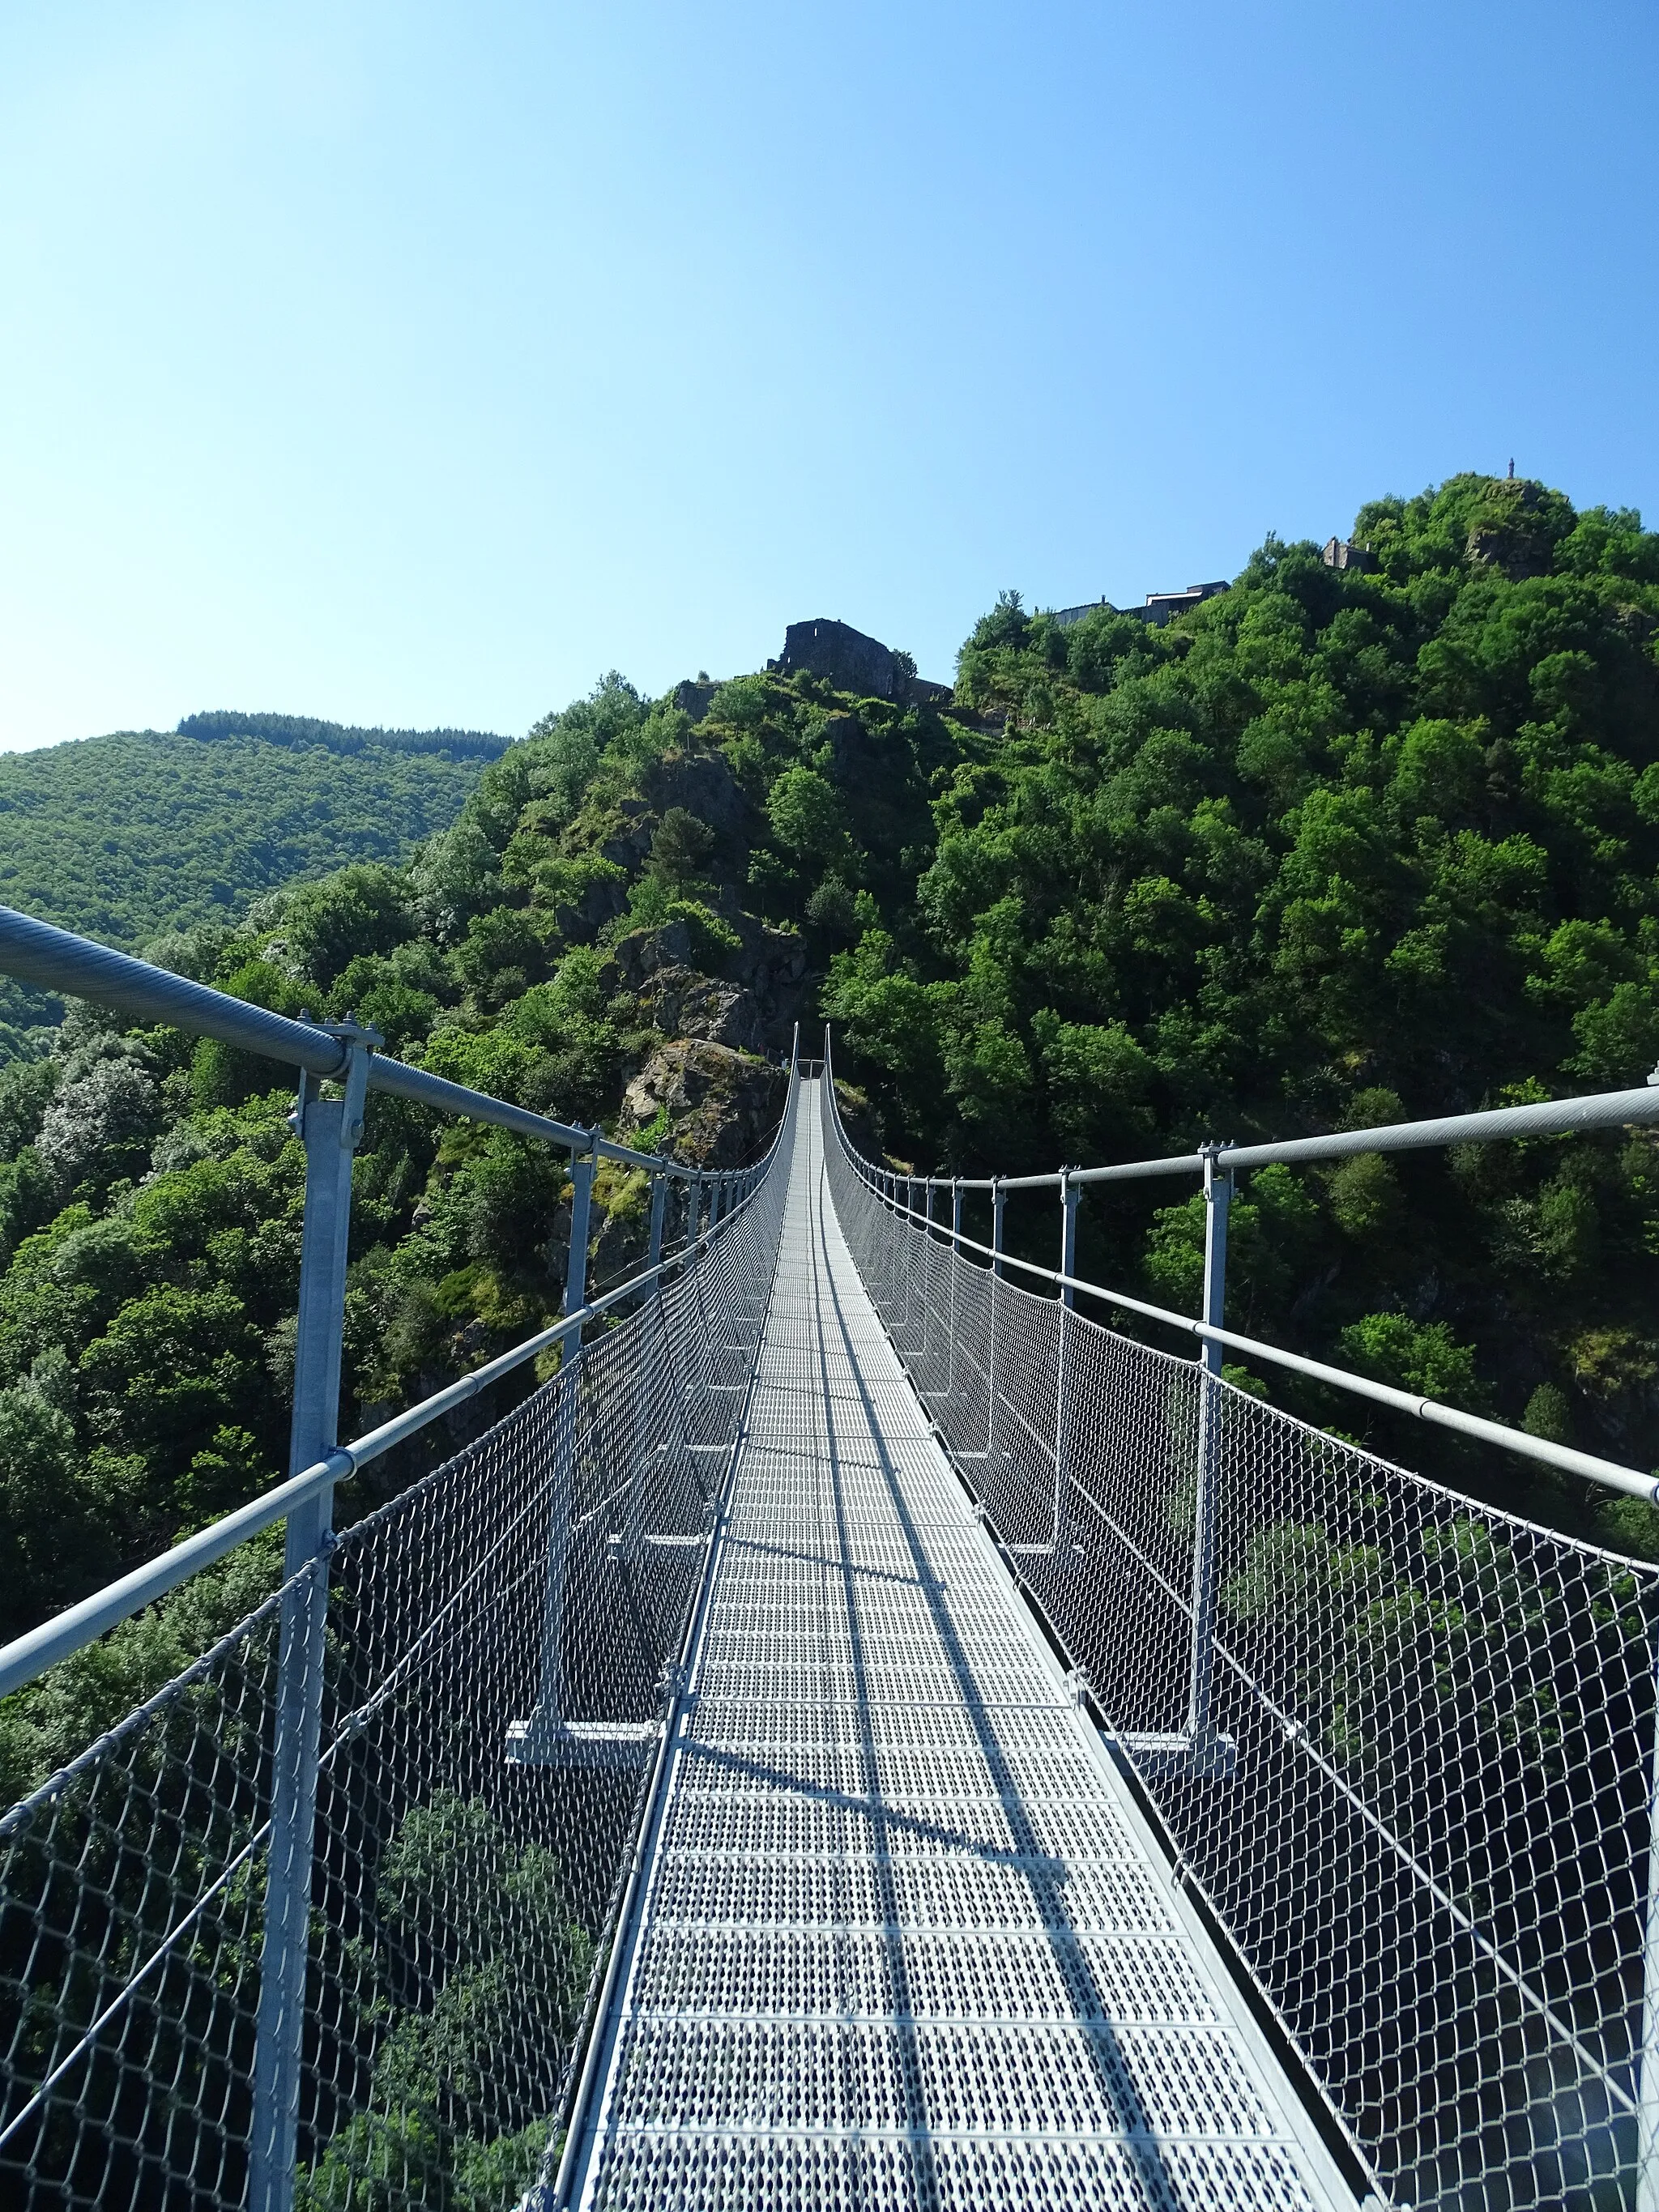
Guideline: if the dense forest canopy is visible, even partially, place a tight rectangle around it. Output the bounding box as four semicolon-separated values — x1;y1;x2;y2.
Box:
0;721;498;974
5;469;1659;1800
177;710;511;760
827;471;1659;1545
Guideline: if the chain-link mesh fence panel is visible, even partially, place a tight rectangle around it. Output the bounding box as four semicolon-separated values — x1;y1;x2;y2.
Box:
821;1078;1659;2212
0;1090;796;2211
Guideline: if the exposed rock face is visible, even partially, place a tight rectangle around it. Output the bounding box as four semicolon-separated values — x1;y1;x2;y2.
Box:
832;1078;883;1166
552;867;629;942
642;748;748;836
610;920;697;987
724;912;809;1045
609;914;809;1055
599;797;656;871
672;679;721;723
619;1041;787;1169
1467;525;1551;579
642;966;765;1053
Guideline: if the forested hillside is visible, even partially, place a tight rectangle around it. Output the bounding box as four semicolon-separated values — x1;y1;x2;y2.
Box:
0;714;505;976
828;471;1659;1541
4;469;1659;1801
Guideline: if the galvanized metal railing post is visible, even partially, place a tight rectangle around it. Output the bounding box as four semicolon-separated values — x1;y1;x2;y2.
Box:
949;1180;962;1400
567;1139;596;1319
508;1132;597;1758
903;1177;916;1346
921;1179;936;1377
651;1188;701;1509
1639;1634;1659;2212
1053;1169;1079;1550
646;1171;666;1272
986;1179;1005;1470
249;1026;375;2212
1187;1144;1232;1772
610;1166;672;1571
898;1176;907;1334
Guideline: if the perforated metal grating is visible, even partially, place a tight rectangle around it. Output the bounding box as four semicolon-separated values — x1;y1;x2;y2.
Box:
565;1085;1361;2212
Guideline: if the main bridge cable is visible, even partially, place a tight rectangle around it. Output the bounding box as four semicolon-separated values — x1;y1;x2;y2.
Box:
822;1035;1659;1503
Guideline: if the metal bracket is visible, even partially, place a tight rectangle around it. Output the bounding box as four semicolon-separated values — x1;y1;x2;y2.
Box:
608;1531;705;1564
1120;1728;1239;1781
504;1716;659;1768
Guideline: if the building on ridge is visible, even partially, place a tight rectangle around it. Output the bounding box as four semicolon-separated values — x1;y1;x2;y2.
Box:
767;617;950;705
1322;538;1377;573
1049;580;1230;631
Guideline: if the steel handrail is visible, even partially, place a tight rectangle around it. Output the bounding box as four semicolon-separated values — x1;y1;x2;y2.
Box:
0;1071;795;1700
929;1083;1659;1190
820;1040;1659;1504
0;905;714;1179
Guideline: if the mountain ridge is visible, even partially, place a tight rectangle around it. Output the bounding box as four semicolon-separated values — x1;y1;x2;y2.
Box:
0;722;501;961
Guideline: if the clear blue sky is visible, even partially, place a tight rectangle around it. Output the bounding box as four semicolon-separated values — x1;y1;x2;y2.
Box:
1;1;1654;751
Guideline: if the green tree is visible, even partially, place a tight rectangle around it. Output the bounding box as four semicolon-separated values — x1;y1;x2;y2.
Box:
766;766;848;870
650;807;714;886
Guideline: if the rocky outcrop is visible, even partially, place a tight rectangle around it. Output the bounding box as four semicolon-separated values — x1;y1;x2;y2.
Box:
610;919;697;987
552;863;629;943
609;913;808;1055
619;1041;787;1169
642;748;749;836
720;909;810;1044
672;679;721;724
832;1078;883;1166
599;797;656;871
641;967;765;1053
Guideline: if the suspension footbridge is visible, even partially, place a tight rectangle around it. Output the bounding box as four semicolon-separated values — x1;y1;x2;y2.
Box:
2;906;1659;2210
562;1082;1356;2209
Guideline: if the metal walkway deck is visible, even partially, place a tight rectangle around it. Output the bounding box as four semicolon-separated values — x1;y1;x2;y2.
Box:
565;1083;1362;2211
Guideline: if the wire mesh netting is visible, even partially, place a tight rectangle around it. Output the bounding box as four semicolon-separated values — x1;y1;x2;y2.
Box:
821;1077;1659;2212
0;1093;795;2212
